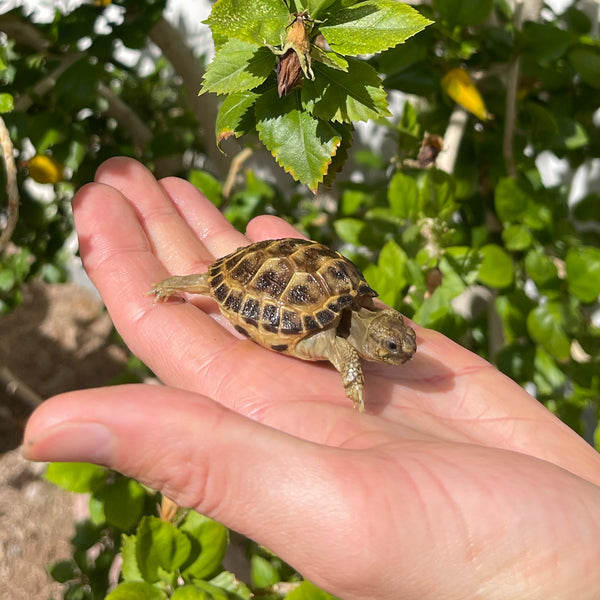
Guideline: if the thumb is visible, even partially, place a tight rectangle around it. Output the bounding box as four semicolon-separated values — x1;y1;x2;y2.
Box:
22;384;356;586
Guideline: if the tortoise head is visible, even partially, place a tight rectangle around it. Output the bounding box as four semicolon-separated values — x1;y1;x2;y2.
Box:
361;309;417;365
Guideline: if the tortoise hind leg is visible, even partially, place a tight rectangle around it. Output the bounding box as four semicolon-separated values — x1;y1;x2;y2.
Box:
150;273;210;302
295;331;365;412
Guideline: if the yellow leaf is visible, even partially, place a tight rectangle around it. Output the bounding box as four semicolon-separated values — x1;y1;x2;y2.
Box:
27;155;63;184
441;68;490;120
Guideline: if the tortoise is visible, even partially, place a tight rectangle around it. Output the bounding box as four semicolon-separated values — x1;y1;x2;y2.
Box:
150;238;417;412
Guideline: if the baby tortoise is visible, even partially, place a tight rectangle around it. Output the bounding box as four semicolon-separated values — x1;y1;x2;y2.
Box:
150;238;417;412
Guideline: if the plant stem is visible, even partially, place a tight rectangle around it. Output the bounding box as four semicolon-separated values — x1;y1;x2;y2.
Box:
0;116;19;253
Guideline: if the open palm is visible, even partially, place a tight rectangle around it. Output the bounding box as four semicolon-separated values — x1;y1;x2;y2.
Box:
25;158;600;600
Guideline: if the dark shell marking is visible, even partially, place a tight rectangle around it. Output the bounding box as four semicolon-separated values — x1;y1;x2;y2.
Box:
208;238;377;340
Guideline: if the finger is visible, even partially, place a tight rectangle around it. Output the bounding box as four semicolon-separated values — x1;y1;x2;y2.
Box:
73;177;239;382
94;158;220;275
246;214;308;242
73;169;360;419
21;386;366;576
159;175;248;265
24;386;600;600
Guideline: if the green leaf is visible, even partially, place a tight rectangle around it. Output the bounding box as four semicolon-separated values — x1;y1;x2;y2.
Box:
286;580;337;600
255;89;341;191
215;90;259;147
49;560;77;583
524;249;558;289
94;477;146;531
363;239;408;307
566;246;600;303
568;45;600;89
534;346;567;395
210;571;253;599
0;268;16;292
501;224;533;251
54;58;103;110
322;121;353;187
495;291;536;342
136;516;192;583
27;114;66;153
106;581;167;600
521;22;575;61
333;217;365;245
418;169;457;219
201;40;276;96
494;341;535;382
251;555;280;588
573;194;600;221
554;117;589;150
388;172;419;220
171;585;214;600
494;177;531;223
320;0;432;56
413;267;465;328
181;511;229;580
477;244;514;289
307;0;338;19
187;581;229;600
0;92;13;113
121;534;144;582
433;0;492;26
45;463;108;493
527;303;571;362
189;170;224;207
310;46;349;71
205;0;289;46
302;58;389;123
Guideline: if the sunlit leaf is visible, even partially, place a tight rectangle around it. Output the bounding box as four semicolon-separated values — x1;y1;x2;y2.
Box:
106;581;167;600
94;477;146;531
388;171;419;220
181;511;229;580
524;249;559;289
200;40;276;96
566;246;600;303
255;89;341;191
0;93;13;113
215;89;259;147
502;224;533;251
477;244;513;288
527;303;571;362
302;58;389;123
135;516;192;583
320;0;432;56
45;462;108;493
286;580;337;599
205;0;289;46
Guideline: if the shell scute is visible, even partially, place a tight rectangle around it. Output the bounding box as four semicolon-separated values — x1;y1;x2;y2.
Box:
241;297;260;321
252;258;292;297
208;238;376;342
281;309;303;334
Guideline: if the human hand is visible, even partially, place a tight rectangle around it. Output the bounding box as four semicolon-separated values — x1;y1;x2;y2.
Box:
24;158;600;599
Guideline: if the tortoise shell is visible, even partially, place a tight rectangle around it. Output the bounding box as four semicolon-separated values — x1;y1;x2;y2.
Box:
207;238;377;348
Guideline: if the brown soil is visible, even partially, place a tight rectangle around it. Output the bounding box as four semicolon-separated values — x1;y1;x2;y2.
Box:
0;282;128;599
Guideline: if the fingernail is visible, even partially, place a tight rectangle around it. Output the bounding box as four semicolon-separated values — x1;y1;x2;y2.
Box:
23;421;117;466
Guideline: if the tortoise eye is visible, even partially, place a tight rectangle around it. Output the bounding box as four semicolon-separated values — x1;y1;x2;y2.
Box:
386;340;398;352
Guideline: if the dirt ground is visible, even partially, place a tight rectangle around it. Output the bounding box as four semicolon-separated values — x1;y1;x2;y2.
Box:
0;281;129;599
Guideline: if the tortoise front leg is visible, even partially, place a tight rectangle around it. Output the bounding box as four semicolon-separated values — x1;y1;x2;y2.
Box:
295;331;365;412
150;273;210;301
